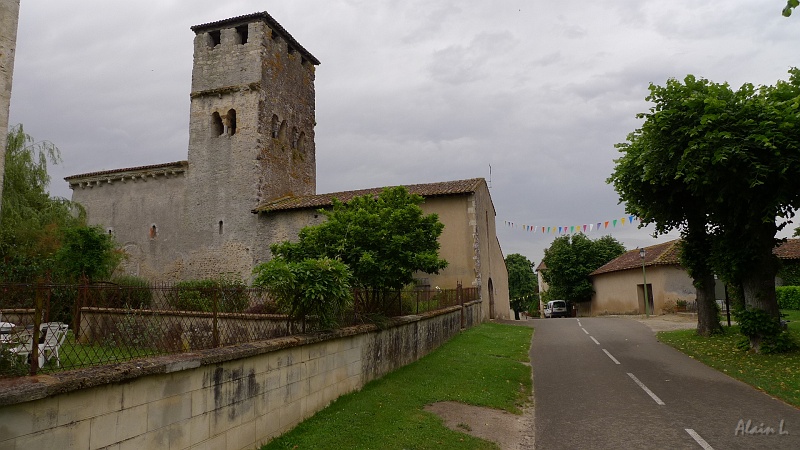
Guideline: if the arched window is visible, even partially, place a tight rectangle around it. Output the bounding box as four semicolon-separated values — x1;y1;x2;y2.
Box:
218;220;224;235
212;112;224;136
277;120;287;141
290;127;299;148
149;224;158;240
297;132;306;152
227;109;237;136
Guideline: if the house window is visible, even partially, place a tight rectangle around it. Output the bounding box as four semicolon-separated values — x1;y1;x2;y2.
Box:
208;30;221;48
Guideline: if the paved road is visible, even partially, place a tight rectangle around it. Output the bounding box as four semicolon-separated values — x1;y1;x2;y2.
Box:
530;317;800;449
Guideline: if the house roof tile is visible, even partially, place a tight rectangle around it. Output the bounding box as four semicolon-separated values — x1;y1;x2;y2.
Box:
253;178;485;213
590;240;681;276
774;239;800;260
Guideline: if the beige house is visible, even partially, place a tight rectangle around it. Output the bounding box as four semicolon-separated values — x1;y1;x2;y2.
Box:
589;240;695;315
254;178;510;321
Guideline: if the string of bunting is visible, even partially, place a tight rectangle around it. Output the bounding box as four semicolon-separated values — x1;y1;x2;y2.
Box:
503;215;640;237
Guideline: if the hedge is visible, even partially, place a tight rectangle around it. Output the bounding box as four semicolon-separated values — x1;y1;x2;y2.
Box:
776;286;800;310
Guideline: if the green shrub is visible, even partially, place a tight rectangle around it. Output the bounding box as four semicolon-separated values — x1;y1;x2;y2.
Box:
170;277;249;313
252;258;352;329
734;308;797;354
111;275;153;309
778;262;800;286
776;286;800;310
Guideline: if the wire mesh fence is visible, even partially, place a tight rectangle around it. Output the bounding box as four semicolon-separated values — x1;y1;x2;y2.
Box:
0;281;477;377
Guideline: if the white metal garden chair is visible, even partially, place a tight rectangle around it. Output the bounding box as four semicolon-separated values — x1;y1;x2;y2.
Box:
38;322;69;368
7;330;33;365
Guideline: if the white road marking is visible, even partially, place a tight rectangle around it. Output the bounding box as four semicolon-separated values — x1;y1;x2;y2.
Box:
685;429;714;450
590;336;600;345
582;328;589;335
602;349;620;365
627;372;665;405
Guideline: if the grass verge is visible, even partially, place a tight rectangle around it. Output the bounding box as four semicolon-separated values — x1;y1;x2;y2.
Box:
657;310;800;408
261;322;533;450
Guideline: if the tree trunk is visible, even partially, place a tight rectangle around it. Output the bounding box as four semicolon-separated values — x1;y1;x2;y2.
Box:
694;272;722;336
741;267;780;319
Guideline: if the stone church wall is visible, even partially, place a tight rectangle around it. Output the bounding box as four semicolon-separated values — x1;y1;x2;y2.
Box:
70;170;188;282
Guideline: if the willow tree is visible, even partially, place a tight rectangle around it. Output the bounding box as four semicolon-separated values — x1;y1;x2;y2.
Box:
1;124;81;281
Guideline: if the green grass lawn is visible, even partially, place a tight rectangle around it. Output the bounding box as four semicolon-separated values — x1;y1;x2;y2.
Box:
658;310;800;407
261;322;533;450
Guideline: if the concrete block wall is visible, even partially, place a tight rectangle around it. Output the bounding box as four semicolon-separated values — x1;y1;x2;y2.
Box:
0;302;481;450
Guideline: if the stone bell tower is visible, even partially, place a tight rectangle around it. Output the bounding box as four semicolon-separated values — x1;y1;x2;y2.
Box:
183;12;319;270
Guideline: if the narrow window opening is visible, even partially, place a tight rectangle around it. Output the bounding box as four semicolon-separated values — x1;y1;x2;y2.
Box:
271;114;280;138
290;127;299;148
297;132;306;152
106;227;113;236
218;220;224;235
235;25;249;45
212;112;224;136
227;109;237;136
149;224;158;239
277;120;287;141
208;30;221;48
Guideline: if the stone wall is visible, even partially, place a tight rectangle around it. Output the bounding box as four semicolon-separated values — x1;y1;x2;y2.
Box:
0;0;21;216
0;301;482;450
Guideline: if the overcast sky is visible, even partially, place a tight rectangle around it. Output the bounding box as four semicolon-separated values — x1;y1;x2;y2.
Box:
8;0;800;265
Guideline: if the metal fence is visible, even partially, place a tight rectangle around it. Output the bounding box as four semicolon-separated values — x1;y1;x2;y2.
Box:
0;281;477;377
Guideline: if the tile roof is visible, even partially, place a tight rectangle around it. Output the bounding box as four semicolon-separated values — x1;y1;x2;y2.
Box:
253;178;486;213
191;12;320;65
590;240;681;276
774;239;800;260
64;161;189;182
575;238;800;278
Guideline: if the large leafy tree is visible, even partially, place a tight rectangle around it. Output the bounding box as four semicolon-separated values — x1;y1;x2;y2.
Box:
609;76;726;336
0;124;82;281
505;253;538;319
610;70;800;348
541;234;625;304
270;186;448;312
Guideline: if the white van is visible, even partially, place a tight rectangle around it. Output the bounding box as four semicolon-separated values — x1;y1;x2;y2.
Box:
544;300;568;318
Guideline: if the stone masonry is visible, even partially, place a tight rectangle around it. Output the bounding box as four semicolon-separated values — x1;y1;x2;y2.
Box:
66;12;319;282
0;0;21;217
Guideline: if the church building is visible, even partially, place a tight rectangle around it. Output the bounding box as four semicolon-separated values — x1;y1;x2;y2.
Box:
64;12;510;320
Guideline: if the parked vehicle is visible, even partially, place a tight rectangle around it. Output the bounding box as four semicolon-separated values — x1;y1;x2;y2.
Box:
544;300;568;318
